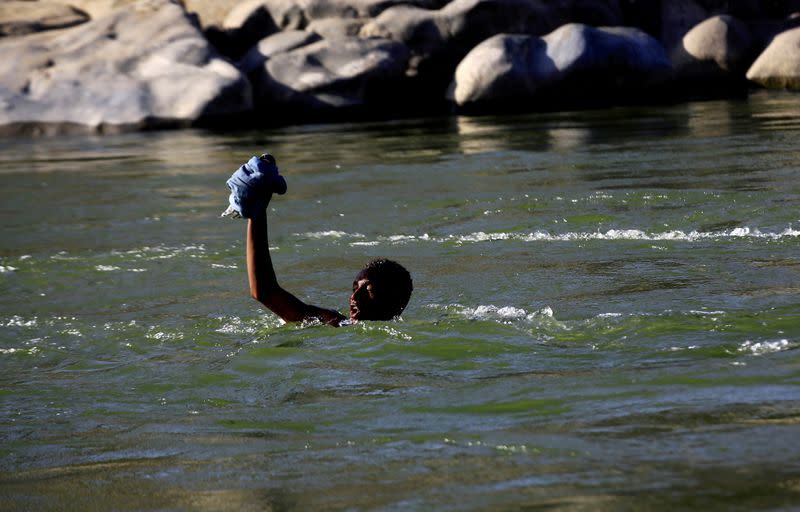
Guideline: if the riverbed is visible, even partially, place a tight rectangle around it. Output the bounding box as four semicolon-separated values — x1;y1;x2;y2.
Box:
1;92;799;510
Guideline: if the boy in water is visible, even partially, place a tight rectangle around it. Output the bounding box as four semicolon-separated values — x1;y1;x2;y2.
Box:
234;154;413;326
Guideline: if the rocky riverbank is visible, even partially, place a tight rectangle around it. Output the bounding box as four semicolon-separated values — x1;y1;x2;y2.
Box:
1;0;798;135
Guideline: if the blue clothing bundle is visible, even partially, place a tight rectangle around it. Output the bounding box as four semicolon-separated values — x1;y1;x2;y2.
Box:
221;154;287;219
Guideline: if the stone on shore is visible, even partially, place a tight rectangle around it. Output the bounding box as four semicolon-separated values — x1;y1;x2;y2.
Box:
212;0;280;59
0;0;252;135
238;30;321;74
182;0;241;29
253;37;409;118
671;15;754;93
449;23;671;110
306;17;367;40
211;0;443;58
360;0;623;94
0;1;89;37
746;26;800;90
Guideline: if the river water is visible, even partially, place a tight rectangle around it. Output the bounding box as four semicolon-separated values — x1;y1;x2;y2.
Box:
1;92;799;510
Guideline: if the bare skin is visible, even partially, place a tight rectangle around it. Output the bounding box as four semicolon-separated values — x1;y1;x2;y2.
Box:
247;209;346;326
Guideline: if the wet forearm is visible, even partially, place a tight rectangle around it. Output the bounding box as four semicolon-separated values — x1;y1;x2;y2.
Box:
247;212;278;299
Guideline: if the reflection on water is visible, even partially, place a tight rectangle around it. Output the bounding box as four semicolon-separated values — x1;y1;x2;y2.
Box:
1;92;800;510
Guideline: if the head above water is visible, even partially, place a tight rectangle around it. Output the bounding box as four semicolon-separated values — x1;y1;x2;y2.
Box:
350;259;413;322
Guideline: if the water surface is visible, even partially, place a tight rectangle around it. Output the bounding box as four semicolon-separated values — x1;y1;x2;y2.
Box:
1;92;800;510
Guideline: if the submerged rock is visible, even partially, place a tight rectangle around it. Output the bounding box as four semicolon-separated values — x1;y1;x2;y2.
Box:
253;37;409;119
0;0;252;135
449;23;672;111
746;26;800;90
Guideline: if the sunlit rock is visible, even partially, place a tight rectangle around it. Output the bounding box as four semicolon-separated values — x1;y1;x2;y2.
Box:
449;23;671;111
360;0;622;96
746;26;800;90
210;0;281;59
253;37;409;118
306;17;367;40
0;1;89;36
181;0;241;29
0;0;252;135
239;30;321;75
671;15;754;95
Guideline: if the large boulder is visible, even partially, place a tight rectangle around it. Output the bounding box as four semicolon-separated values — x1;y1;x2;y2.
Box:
360;0;622;95
306;17;367;40
253;37;410;120
182;0;241;29
0;1;89;37
671;15;754;95
449;23;672;111
221;0;449;40
208;0;281;59
0;0;252;135
238;30;321;74
746;26;800;90
654;0;796;51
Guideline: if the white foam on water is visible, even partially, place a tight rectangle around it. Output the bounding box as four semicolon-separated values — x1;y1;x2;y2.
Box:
215;316;259;335
113;244;207;261
146;328;184;342
0;265;17;273
360;324;413;341
211;263;238;269
0;346;40;355
3;316;37;327
738;339;794;356
300;230;364;239
339;226;800;246
436;303;554;322
96;265;122;271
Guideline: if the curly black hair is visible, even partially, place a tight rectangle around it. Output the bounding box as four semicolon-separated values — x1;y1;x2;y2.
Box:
355;258;413;319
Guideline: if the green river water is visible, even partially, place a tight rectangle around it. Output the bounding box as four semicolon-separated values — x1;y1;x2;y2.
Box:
1;92;800;510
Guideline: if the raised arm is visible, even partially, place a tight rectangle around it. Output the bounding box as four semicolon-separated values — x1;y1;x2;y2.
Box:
246;209;345;326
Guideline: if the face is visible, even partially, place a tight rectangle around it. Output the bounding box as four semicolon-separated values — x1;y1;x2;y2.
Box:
350;277;380;322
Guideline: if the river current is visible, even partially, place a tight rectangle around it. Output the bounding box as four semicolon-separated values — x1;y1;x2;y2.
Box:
1;92;799;510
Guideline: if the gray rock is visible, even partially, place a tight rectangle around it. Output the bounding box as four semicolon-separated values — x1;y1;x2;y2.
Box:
215;0;280;58
181;0;241;29
671;14;754;96
674;16;754;74
449;23;671;109
0;1;89;37
269;0;450;27
0;0;252;135
306;17;366;40
360;0;622;85
746;26;800;90
239;30;321;74
254;37;409;116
